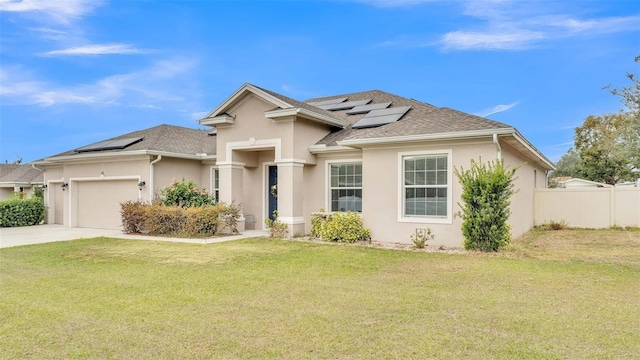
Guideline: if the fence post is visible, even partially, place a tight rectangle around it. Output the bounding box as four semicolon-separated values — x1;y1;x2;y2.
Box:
609;186;615;227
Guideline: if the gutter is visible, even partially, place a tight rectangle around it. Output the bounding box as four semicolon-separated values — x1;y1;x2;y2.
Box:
493;133;502;161
149;155;162;202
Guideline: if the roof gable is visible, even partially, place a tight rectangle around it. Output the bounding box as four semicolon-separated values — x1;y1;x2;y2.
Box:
198;83;348;128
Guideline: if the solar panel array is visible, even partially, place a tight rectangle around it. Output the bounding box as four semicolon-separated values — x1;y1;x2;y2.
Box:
308;95;412;129
317;99;372;111
75;137;144;153
346;102;392;115
352;106;412;129
307;97;348;107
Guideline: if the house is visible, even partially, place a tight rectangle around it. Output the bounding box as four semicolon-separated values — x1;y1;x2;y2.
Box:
0;164;44;200
35;83;554;246
552;177;612;188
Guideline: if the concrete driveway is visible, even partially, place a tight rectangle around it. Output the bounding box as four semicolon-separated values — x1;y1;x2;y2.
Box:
0;224;268;248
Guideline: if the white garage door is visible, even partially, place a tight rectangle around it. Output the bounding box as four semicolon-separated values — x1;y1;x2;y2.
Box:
76;180;139;229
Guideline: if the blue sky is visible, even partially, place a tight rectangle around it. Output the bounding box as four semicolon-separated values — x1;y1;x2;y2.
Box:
1;0;638;164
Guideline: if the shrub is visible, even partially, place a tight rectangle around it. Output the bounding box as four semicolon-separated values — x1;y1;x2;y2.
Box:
310;211;370;243
411;228;435;249
265;210;288;238
120;201;241;237
454;159;518;252
0;195;45;227
161;178;215;208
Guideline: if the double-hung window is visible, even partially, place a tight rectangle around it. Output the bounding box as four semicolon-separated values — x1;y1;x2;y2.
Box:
400;150;451;223
329;162;362;212
212;168;219;202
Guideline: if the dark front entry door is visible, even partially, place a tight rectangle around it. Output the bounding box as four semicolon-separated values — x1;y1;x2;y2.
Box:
268;165;278;221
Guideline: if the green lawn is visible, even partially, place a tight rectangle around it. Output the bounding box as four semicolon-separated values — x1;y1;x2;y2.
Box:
1;229;639;359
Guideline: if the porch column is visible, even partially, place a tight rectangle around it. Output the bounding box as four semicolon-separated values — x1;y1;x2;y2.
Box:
276;160;305;236
218;162;245;232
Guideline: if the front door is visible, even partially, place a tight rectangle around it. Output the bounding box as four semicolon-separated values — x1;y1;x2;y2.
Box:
268;165;278;220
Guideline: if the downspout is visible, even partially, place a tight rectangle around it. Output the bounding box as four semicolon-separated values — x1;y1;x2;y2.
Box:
493;133;502;161
149;155;162;202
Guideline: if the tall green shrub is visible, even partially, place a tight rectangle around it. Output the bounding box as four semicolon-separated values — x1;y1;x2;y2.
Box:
161;178;215;208
0;196;45;227
454;159;518;252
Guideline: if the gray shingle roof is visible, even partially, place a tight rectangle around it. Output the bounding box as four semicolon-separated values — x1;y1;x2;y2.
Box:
47;124;216;159
0;164;43;183
303;90;511;146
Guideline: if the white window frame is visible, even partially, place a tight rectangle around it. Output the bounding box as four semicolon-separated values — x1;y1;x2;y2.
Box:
326;159;363;213
211;167;219;202
398;149;453;224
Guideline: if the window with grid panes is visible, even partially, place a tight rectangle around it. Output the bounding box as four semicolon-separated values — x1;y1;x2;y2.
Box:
329;162;362;212
403;155;448;217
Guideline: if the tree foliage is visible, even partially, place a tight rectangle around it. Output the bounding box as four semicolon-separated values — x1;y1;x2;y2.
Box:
551;148;581;178
561;55;640;185
455;159;517;252
160;178;216;208
574;112;637;185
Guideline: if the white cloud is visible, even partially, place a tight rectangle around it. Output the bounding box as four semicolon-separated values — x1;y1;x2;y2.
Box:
442;30;544;50
439;2;640;51
41;43;146;56
474;102;519;117
0;57;199;108
375;0;640;51
0;0;102;24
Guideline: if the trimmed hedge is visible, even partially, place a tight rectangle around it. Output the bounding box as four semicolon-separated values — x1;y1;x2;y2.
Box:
0;196;45;227
120;201;240;237
310;211;371;243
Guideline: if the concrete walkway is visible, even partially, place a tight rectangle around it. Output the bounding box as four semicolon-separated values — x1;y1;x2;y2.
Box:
0;224;269;249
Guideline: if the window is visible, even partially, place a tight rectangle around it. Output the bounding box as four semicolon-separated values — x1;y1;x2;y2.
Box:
212;168;219;201
329;162;362;212
401;151;451;222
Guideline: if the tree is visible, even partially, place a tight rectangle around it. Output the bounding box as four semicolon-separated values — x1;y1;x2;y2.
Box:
551;148;581;178
574;113;636;185
572;56;640;185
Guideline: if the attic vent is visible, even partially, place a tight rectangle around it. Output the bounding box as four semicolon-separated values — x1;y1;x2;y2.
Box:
75;137;144;153
317;99;372;111
352;106;412;129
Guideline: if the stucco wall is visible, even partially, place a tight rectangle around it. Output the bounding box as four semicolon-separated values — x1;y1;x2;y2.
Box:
359;140;497;247
153;157;204;198
501;141;548;239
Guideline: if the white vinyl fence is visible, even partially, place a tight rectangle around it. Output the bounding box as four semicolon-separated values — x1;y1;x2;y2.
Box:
534;187;640;228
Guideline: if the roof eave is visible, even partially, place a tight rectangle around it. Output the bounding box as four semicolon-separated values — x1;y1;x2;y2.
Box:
337;128;516;147
36;150;217;164
265;108;347;128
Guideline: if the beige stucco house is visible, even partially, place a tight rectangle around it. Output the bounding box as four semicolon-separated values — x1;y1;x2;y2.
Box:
0;164;44;200
35;83;553;246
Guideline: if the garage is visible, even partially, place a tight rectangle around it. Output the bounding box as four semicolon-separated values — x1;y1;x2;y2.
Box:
75;179;140;229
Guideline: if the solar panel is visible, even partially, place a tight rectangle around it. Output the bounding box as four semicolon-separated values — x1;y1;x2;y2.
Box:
352;106;412;129
308;97;348;106
75;137;144;152
346;102;392;115
318;99;372;111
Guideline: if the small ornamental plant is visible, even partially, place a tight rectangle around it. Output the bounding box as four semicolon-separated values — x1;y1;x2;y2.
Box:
265;210;288;238
411;228;434;249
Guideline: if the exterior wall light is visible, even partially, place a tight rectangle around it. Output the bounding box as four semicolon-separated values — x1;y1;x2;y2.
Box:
40;184;48;190
138;181;146;191
61;183;69;191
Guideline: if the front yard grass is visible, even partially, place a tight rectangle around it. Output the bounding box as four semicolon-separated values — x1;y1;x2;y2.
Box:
1;229;638;359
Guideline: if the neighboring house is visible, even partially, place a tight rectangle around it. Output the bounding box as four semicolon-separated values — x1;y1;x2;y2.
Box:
0;164;44;200
35;84;554;246
555;177;612;188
